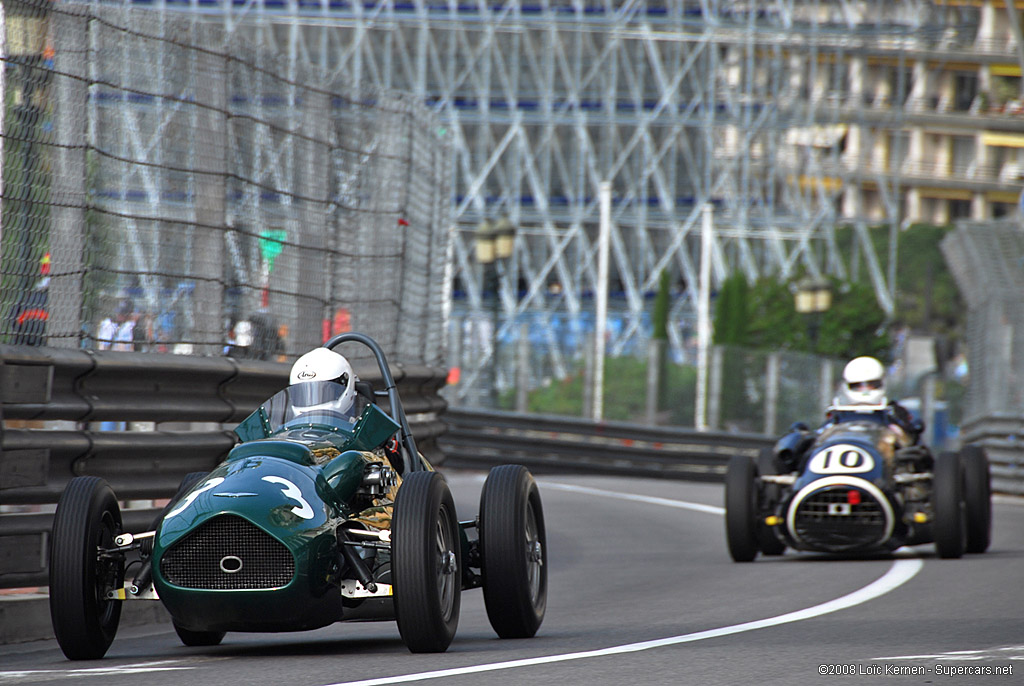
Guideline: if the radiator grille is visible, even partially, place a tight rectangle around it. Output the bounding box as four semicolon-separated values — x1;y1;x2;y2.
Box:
793;487;887;552
160;515;295;590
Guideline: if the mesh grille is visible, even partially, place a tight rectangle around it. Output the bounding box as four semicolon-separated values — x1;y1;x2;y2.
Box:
794;488;887;552
160;515;295;590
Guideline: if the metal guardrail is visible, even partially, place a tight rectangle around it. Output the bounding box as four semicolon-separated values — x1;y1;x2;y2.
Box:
0;345;448;589
960;414;1024;496
439;408;774;481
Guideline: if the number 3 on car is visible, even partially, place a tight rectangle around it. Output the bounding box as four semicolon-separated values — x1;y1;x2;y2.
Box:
808;444;874;474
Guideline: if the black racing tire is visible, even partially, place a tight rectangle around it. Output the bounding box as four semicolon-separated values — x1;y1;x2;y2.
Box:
725;455;759;562
392;471;462;653
173;622;226;647
754;448;786;556
152;472;210;531
960;445;992;554
933;452;966;559
479;464;547;639
49;477;125;660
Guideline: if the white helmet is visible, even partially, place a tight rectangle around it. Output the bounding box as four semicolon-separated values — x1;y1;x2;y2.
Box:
290;347;354;385
288;348;359;420
838;356;887;407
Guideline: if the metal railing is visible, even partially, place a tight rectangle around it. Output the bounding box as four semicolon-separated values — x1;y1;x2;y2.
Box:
0;345;448;589
439;407;773;481
960;415;1024;497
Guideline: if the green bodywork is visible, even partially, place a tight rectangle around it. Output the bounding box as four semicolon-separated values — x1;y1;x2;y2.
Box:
151;402;402;633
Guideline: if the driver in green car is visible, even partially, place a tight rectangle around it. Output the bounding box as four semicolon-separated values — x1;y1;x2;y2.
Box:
287;347;363;425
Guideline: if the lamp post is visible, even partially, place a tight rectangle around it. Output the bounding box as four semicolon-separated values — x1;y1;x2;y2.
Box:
794;277;832;353
475;218;516;407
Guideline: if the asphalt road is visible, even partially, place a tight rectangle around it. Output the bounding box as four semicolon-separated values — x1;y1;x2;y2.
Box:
2;470;1021;685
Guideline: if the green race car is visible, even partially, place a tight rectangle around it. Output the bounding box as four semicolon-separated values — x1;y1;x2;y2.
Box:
49;332;546;659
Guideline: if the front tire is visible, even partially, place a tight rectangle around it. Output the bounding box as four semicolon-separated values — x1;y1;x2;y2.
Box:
49;477;124;660
480;465;547;639
392;471;461;653
725;455;759;562
961;445;992;554
933;452;966;559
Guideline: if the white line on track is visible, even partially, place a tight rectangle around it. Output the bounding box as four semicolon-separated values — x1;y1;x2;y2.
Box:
324;480;924;686
538;480;725;515
0;660;193;681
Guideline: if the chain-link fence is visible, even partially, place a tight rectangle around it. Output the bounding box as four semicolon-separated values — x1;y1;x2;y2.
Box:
0;1;452;366
942;220;1024;422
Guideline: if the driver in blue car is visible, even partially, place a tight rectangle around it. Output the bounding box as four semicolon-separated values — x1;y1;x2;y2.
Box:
772;356;924;473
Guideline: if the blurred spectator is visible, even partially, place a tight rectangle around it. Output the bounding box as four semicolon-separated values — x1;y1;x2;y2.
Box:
224;319;254;357
226;311;283;360
112;301;138;352
98;299;136;351
9;253;50;346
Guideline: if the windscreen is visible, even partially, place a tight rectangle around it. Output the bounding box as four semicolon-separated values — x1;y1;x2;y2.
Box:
259;380;367;433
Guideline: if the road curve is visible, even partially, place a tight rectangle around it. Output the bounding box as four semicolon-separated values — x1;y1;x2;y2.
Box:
1;471;1020;686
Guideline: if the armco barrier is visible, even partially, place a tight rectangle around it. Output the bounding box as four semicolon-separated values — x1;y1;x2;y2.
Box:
438;407;774;480
0;345;448;590
960;414;1024;496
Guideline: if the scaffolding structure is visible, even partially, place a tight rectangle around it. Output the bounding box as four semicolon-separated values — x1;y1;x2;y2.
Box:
205;0;954;403
8;1;993;402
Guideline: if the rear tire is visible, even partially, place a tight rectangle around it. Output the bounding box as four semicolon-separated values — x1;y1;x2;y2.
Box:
961;445;992;554
480;465;547;639
392;471;461;653
49;477;124;660
933;452;966;559
725;455;759;562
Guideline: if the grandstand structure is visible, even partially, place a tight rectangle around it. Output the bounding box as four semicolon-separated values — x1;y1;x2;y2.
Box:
9;0;1024;403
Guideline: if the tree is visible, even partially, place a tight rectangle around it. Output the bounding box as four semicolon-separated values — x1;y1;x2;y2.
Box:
713;272;749;345
744;277;889;360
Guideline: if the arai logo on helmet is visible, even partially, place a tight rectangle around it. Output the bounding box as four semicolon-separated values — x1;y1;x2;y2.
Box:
297;369;317;380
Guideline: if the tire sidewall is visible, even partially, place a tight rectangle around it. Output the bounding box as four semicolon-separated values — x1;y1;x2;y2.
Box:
480;464;547;638
725;455;759;562
392;471;461;652
960;445;992;554
49;477;124;660
933;452;966;559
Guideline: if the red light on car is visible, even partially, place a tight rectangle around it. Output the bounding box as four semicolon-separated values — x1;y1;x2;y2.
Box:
847;490;862;505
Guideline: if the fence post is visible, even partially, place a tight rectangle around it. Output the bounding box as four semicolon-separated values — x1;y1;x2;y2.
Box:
820;358;834;410
49;8;89;348
708;345;723;431
645;338;663;425
516;322;530;413
192;36;227;355
297;87;331;354
765;352;780;436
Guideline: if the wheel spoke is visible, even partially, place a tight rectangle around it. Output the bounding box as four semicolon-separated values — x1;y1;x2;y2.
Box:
525;504;542;601
434;509;456;620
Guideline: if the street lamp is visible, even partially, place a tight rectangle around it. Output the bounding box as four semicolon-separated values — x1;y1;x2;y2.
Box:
794;277;832;353
475;218;516;407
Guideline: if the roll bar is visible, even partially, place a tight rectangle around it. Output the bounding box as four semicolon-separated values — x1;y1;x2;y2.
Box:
324;332;421;472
